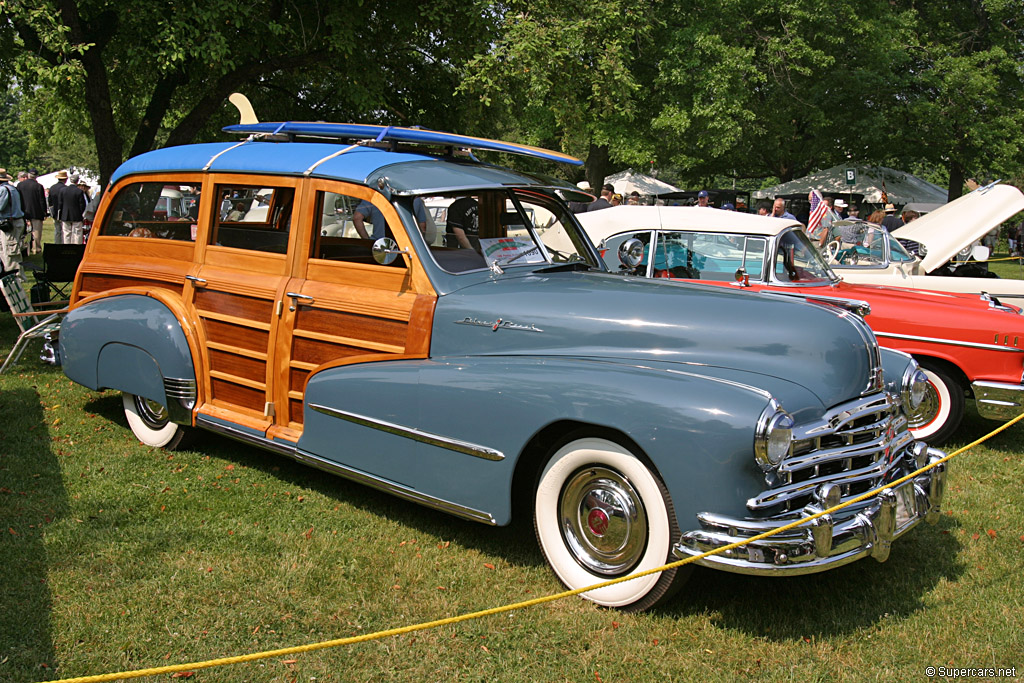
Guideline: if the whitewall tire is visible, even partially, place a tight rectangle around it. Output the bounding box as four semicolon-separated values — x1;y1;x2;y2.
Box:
907;364;963;445
122;392;191;450
534;437;687;611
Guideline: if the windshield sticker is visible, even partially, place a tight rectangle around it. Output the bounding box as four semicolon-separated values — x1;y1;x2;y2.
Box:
479;237;546;266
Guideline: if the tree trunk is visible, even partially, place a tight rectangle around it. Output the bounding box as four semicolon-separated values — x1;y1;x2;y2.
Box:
585;143;611;195
947;160;965;202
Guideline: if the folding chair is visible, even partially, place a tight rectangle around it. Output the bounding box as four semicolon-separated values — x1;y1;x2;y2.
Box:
23;243;85;300
0;272;67;374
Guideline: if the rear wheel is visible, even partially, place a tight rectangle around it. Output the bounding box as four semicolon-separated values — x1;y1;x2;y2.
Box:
122;393;192;450
534;437;688;611
907;363;964;445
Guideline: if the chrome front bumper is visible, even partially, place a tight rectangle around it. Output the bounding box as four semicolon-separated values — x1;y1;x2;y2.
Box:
973;381;1024;420
673;446;946;576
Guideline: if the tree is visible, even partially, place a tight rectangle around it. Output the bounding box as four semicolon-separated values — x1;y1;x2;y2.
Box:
0;85;30;171
458;0;665;189
892;0;1024;199
0;0;496;186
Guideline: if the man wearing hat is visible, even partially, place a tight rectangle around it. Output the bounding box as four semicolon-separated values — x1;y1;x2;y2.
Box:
17;168;47;255
587;183;614;212
881;203;903;232
697;189;711;207
0;169;26;278
58;173;88;244
834;198;848;219
48;170;69;244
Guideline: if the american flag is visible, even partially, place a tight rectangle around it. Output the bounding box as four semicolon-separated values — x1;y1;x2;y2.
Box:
807;189;830;237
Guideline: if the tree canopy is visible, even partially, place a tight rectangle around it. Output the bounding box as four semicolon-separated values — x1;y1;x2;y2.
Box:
0;0;1021;195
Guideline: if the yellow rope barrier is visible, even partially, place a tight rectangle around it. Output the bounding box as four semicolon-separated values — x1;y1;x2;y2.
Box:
43;411;1024;683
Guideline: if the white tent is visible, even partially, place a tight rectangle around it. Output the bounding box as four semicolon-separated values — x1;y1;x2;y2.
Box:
36;167;100;192
752;164;947;206
604;169;682;196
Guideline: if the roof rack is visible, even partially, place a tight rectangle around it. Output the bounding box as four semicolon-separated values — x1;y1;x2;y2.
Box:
221;121;583;166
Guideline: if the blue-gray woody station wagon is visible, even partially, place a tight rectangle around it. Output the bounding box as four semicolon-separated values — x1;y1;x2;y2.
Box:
57;120;946;611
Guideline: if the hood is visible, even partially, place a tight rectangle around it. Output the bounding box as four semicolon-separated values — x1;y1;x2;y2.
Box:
431;271;880;410
891;183;1024;273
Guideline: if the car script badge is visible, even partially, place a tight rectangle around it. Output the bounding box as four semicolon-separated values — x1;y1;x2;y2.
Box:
456;317;544;333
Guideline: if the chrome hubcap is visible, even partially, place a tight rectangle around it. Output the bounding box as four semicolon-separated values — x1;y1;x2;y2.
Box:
908;380;940;430
134;395;169;430
559;466;647;575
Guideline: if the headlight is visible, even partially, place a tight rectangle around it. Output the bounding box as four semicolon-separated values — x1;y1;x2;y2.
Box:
902;363;929;412
754;402;794;472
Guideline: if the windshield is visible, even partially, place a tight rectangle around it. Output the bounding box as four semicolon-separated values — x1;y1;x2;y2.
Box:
417;189;599;273
772;228;837;284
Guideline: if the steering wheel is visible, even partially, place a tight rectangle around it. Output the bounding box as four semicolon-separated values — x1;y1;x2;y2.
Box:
826;240;840;261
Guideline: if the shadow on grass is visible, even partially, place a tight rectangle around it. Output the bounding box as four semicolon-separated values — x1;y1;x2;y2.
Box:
80;389;971;639
80;393;544;570
0;386;70;675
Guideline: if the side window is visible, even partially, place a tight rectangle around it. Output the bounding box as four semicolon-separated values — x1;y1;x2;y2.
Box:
654;232;764;281
310;190;405;267
211;185;293;254
600;231;653;275
99;182;200;241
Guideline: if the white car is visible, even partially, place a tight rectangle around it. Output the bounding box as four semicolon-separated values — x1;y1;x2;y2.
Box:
822;182;1024;305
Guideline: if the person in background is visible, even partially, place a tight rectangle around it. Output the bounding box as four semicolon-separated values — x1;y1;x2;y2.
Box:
847;204;860;220
722;202;735;211
611;193;622;206
834;198;848;219
696;190;711;207
17;168;47;255
588;184;614;212
48;170;68;244
627;191;641;205
756;202;770;216
58;174;88;244
0;169;26;278
771;197;796;220
880;203;903;232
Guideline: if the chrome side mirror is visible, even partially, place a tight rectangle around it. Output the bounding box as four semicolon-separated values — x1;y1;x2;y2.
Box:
371;237;408;265
618;238;644;270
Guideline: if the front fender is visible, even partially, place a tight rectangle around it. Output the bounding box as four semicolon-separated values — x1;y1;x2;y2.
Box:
60;294;197;421
298;355;788;527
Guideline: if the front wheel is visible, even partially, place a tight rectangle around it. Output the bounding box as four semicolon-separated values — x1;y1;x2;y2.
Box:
534;437;688;611
907;363;964;445
122;393;192;450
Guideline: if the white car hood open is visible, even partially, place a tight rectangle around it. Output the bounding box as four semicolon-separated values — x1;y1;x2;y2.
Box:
891;183;1024;273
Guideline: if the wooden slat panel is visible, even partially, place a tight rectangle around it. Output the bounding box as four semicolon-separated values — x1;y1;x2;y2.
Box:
291;337;377;366
203;319;269;352
210;379;266;412
195;289;274;321
209;349;266;383
289;368;310;394
78;274;183;298
289;398;304;425
294;307;408;346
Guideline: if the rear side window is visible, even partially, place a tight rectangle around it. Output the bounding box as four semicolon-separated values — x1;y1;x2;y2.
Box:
211;185;294;254
99;182;200;241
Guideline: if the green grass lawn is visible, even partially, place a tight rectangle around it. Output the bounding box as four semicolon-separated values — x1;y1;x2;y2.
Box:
0;235;1022;682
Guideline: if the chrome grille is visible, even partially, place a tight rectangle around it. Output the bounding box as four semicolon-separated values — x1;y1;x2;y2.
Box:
748;393;912;513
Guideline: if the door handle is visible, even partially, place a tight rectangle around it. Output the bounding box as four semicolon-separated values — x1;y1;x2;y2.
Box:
185;275;207;286
286;292;314;311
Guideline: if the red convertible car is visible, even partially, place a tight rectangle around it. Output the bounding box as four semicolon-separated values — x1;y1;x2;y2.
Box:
578;206;1024;443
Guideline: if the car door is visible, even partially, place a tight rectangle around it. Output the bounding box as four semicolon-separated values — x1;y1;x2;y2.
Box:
269;179;437;447
185;175;303;437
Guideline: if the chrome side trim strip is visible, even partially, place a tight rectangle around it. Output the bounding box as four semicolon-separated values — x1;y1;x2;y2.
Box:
875;331;1024;353
194;414;497;525
288;449;498;525
308;403;505;461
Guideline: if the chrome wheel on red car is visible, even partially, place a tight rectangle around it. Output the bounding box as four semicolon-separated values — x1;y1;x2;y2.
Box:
907;363;964;445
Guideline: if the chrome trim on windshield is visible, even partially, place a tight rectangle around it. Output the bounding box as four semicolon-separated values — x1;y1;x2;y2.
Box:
875;331;1024;353
309;403;505;461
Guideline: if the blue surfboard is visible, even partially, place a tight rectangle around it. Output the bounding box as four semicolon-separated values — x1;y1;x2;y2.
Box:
222;121;583;166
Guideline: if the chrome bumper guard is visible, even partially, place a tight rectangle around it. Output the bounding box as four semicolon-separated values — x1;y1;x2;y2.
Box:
972;381;1024;420
674;445;946;576
40;331;60;366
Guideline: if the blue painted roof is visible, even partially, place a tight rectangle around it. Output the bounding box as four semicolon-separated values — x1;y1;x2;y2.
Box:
108;140;564;195
109;141;432;187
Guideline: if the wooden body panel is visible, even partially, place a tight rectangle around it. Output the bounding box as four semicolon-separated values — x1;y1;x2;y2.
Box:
72;170;438;442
